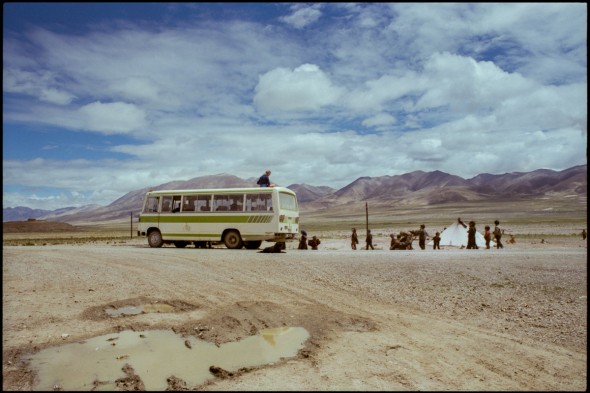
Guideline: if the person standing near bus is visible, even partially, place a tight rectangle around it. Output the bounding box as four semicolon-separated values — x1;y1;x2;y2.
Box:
493;220;504;249
418;224;427;250
484;225;492;249
257;170;272;187
466;221;479;249
298;230;308;249
366;229;374;250
351;228;359;250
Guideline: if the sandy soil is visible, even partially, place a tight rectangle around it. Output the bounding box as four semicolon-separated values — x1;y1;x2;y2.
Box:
2;226;587;391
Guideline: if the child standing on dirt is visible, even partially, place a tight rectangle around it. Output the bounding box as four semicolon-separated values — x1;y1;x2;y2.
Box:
494;220;503;249
432;232;441;250
308;235;321;250
484;225;492;249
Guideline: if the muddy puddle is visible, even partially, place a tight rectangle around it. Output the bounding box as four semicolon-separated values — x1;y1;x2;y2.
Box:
27;327;310;390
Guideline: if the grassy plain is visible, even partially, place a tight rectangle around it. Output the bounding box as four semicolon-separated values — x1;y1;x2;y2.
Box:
299;198;587;233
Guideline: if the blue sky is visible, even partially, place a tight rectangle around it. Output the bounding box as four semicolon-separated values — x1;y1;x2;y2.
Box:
3;3;587;210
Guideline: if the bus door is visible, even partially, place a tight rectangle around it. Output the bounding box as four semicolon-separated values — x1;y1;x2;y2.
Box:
142;195;162;227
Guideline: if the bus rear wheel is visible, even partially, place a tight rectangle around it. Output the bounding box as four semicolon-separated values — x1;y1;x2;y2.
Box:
148;230;164;248
223;230;243;249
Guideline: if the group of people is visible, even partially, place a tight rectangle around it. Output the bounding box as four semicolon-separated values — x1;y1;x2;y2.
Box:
348;218;505;251
257;170;512;252
352;227;416;250
357;226;429;251
267;219;508;253
481;220;504;249
298;230;321;250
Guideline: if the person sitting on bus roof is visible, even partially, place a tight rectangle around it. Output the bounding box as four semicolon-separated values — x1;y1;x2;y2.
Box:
257;170;272;187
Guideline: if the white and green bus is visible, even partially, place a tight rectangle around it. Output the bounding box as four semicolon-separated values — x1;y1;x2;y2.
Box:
137;186;299;249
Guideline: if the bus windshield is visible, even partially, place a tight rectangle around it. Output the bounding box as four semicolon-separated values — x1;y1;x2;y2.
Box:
279;192;297;211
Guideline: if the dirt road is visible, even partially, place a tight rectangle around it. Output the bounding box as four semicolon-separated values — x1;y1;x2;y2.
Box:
2;235;587;390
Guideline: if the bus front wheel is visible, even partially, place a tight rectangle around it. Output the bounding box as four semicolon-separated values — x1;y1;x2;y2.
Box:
148;230;164;248
223;230;243;249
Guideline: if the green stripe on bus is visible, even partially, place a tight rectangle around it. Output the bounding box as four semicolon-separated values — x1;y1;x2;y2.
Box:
154;215;272;224
164;233;220;238
139;216;159;223
247;215;272;223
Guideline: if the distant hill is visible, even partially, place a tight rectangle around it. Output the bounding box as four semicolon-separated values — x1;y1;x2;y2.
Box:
32;173;258;223
3;219;81;233
287;184;336;203
3;165;586;224
330;170;473;203
468;166;587;196
3;206;53;222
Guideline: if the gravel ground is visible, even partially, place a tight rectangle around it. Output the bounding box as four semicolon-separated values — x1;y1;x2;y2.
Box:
2;227;587;391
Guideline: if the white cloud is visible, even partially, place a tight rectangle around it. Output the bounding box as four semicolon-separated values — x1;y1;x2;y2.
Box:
3;68;76;105
254;64;345;113
346;72;425;112
78;101;147;134
108;77;161;103
415;52;535;113
280;4;323;29
38;88;76;105
362;113;396;129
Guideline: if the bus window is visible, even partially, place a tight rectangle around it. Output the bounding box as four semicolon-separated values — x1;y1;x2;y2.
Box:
229;194;244;211
196;195;212;212
260;194;273;211
245;194;256;211
246;193;272;211
144;196;160;213
183;195;198;212
213;194;231;211
172;196;182;212
161;196;173;212
162;195;181;212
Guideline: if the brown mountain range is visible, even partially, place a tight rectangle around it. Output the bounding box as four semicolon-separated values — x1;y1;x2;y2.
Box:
4;165;586;224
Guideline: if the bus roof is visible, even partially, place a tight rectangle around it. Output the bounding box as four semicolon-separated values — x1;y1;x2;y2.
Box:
145;186;296;195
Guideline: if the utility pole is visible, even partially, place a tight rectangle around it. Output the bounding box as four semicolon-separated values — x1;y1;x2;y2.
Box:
365;202;369;234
